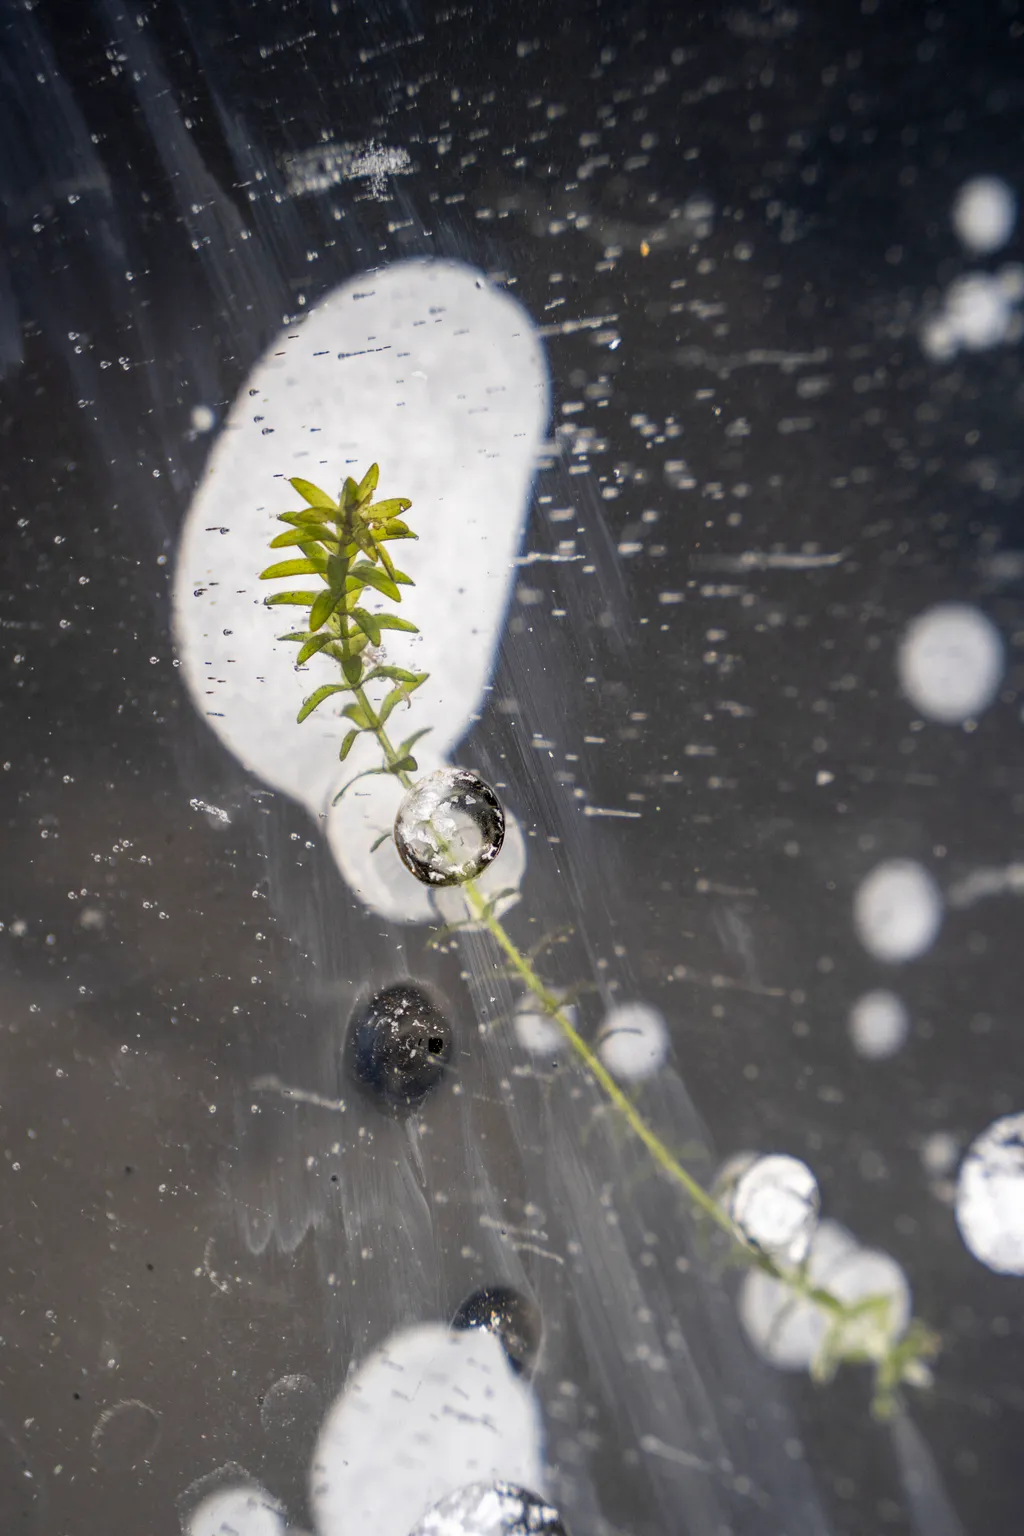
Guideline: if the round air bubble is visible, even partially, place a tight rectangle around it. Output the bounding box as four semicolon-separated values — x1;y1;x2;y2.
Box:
187;1487;286;1536
596;1001;669;1082
952;175;1017;255
853;859;942;964
898;603;1004;723
848;989;909;1060
395;768;505;886
407;1481;568;1536
724;1153;820;1265
955;1113;1024;1275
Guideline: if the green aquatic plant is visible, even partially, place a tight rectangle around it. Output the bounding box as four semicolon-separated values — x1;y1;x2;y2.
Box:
261;465;939;1420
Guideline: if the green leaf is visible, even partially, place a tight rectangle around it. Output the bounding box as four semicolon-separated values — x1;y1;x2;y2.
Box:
297;683;347;723
375;615;419;634
269;526;338;550
356;464;380;502
350;607;381;646
366;498;412;520
309;587;342;632
380;519;416;539
390;754;418;773
390;567;414;586
341;701;371;728
375;541;397;582
342;654;363;685
296;631;337;666
362;665;426;686
265;590;320;607
331;765;394;804
339;727;361;762
397;727;432;757
290;477;337;510
277;631;309;643
278;507;336;528
260;558;324;580
369;830;392;854
348;563;400;603
377;683;418;725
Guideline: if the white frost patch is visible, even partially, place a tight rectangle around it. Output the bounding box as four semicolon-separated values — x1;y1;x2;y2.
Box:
848;989;909;1060
721;1153;819;1264
187;1486;286;1536
955;1113;1024;1275
172;260;549;921
310;1323;544;1536
596;1000;669;1082
897;603;1004;723
853;860;942;964
952;176;1017;255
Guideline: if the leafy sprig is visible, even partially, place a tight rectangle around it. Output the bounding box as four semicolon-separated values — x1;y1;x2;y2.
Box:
262;464;940;1421
260;466;429;778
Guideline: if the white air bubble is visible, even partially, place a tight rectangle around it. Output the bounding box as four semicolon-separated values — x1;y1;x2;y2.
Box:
897;603;1004;724
722;1153;820;1264
853;860;942;964
191;404;216;434
596;1001;669;1082
848;989;909;1060
512;990;575;1057
952;176;1017;256
955;1113;1024;1275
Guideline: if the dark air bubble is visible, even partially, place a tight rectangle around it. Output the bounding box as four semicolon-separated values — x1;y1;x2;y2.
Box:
343;983;452;1115
451;1284;541;1378
407;1481;569;1536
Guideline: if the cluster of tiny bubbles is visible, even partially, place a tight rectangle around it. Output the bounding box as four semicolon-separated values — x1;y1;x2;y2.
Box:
714;1152;820;1265
394;768;505;886
343;983;452;1115
954;1112;1024;1276
406;1481;569;1536
451;1285;542;1378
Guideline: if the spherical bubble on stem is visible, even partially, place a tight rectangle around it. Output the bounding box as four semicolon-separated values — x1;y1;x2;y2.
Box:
853;859;942;963
512;989;576;1058
407;1481;568;1536
432;808;526;929
897;602;1004;724
394;768;505;886
955;1112;1024;1275
848;989;909;1060
596;1001;669;1082
952;175;1017;255
723;1153;820;1264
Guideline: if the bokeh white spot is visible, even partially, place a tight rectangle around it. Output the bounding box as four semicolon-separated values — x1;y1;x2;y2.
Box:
955;1113;1024;1275
853;859;942;964
952;176;1017;255
190;404;216;434
596;1001;669;1082
848;989;909;1060
897;603;1004;724
187;1486;286;1536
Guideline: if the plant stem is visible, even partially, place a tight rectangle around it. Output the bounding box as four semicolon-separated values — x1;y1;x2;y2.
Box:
358;706;924;1411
